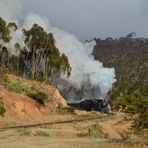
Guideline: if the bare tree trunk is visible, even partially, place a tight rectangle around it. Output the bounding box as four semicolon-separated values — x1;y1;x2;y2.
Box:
32;47;35;80
17;56;19;76
7;51;10;68
45;55;48;82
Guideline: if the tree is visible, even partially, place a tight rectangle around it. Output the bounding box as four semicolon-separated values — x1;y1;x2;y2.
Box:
23;24;71;82
14;43;21;75
23;24;48;80
126;32;136;39
0;19;19;70
7;22;18;32
1;46;8;67
0;17;11;68
0;17;10;43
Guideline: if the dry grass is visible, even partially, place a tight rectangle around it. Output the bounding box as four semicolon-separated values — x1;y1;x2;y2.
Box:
0;112;147;148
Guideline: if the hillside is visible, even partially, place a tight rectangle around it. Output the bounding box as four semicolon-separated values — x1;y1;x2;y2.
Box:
0;72;147;148
0;15;147;147
0;73;67;127
92;35;148;131
93;36;148;84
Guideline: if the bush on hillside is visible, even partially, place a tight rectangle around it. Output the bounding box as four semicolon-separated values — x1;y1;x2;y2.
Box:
56;106;76;115
4;74;48;105
27;91;48;105
111;81;148;131
4;74;31;93
0;98;6;116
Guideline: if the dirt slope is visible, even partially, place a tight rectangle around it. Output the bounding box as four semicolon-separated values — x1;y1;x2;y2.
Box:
0;75;67;127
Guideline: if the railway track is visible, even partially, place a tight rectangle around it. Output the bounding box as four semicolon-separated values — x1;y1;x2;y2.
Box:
0;114;147;146
0;115;109;130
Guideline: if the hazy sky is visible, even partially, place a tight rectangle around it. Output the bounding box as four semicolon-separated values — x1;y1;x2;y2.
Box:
22;0;148;40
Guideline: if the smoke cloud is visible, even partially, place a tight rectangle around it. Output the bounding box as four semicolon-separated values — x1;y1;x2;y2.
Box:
0;0;116;101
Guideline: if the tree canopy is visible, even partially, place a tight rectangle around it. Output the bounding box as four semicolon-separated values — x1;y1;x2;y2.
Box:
0;17;10;42
0;17;71;84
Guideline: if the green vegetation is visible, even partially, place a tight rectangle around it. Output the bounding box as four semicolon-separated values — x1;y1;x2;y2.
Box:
27;91;48;105
22;24;71;81
34;130;50;137
4;74;48;105
87;121;108;138
93;34;148;131
17;128;31;136
93;33;148;85
0;97;6;116
56;106;76;115
0;17;10;42
0;16;72;114
17;129;50;137
0;17;71;83
80;121;108;138
4;74;31;93
0;66;9;84
111;81;148;131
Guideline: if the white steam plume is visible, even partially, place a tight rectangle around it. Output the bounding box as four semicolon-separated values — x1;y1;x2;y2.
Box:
0;1;116;100
23;13;116;99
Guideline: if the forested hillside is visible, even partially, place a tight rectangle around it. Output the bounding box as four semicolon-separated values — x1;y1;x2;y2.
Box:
93;33;148;131
0;16;71;118
93;33;148;84
0;17;71;83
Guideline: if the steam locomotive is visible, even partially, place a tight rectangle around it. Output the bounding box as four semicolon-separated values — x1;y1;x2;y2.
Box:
68;99;111;114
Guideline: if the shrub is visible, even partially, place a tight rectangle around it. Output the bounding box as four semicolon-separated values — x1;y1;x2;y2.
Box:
0;98;6;116
4;74;48;105
78;121;108;138
34;130;50;137
56;106;76;115
4;74;31;93
17;128;31;136
111;81;148;131
132;95;148;131
0;66;9;84
86;121;108;138
27;91;48;105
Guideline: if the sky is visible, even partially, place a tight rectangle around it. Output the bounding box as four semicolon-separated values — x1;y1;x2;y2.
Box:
21;0;148;40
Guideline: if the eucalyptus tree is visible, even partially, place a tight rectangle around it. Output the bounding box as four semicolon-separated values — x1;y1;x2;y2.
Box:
23;24;48;80
0;18;71;84
0;47;8;66
7;22;18;69
0;17;11;67
14;42;21;75
23;24;71;82
7;22;18;31
42;33;71;84
0;17;10;43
